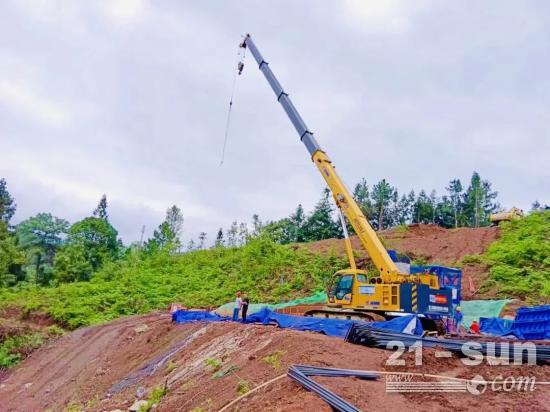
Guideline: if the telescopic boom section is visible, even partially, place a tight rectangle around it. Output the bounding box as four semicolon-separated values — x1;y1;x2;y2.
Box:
240;34;399;279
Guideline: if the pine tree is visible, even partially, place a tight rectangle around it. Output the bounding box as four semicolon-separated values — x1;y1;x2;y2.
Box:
251;214;262;237
0;178;16;224
259;218;294;244
198;232;207;249
407;190;416;224
429;190;438;224
389;189;399;227
289;204;306;242
146;206;184;253
215;228;224;247
482;180;499;220
303;189;340;241
463;172;498;227
434;195;455;228
353;179;373;216
395;194;412;225
226;221;238;247
413;190;432;224
371;179;395;230
446;179;463;228
165;205;184;239
93;194;109;221
238;222;249;245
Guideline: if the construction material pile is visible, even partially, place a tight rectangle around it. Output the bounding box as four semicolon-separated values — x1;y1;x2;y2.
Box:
287;365;378;412
345;324;550;364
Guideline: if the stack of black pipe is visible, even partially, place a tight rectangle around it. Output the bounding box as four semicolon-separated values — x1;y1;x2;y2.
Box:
287;365;378;412
345;324;550;364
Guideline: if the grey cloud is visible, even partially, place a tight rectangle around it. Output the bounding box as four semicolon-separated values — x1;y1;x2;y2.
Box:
1;0;548;244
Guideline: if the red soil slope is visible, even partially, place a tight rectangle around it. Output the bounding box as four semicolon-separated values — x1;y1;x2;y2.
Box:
1;313;547;412
305;224;500;300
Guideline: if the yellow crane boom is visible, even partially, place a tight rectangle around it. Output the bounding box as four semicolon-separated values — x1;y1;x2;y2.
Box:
240;34;398;280
239;34;453;327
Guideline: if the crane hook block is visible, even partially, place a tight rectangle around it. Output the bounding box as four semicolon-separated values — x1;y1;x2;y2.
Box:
237;61;244;75
239;34;250;49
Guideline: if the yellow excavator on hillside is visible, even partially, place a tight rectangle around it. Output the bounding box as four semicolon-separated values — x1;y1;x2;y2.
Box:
239;34;452;331
490;207;524;225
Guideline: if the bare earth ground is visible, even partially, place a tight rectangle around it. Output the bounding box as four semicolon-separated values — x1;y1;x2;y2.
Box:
1;313;548;412
305;224;500;301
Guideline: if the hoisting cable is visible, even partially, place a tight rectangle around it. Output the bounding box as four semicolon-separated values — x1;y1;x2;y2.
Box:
220;45;246;166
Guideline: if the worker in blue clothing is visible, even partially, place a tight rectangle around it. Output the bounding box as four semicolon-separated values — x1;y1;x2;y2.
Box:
454;306;464;336
233;291;242;321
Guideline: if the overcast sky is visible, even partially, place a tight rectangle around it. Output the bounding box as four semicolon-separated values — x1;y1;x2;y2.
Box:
1;0;549;245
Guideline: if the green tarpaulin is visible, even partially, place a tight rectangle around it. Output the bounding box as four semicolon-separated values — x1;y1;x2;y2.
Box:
460;299;513;327
215;294;513;328
214;291;327;317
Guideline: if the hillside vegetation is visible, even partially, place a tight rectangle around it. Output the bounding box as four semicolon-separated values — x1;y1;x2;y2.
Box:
483;210;550;302
0;237;346;329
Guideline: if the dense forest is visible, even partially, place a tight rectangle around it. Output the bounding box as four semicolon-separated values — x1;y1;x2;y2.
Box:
0;171;546;289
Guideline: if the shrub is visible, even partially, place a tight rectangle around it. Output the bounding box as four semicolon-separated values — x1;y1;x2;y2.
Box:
262;350;286;369
237;380;250;395
1;237;346;330
485;211;550;301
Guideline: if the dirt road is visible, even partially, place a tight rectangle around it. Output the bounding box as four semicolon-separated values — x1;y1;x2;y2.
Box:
1;312;548;411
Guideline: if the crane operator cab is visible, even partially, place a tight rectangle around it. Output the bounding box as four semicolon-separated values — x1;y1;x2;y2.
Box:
312;268;453;331
325;269;399;318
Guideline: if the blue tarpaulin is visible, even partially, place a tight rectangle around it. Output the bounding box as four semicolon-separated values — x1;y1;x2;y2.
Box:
246;308;355;338
512;305;550;340
371;315;423;336
479;317;514;336
171;310;229;323
172;308;424;338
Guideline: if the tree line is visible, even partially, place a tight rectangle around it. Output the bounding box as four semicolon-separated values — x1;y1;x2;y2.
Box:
213;171;502;246
1;172;545;288
0;179;185;287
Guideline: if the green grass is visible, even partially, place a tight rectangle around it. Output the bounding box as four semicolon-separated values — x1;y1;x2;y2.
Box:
164;360;177;374
237;380;251;395
262;350;286;370
456;254;486;267
484;211;550;302
0;236;346;330
138;385;166;412
0;333;44;368
204;358;222;371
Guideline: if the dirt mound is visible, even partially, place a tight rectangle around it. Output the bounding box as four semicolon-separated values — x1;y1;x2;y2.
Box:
305;224;500;300
1;312;547;411
383;224;499;264
306;224;499;265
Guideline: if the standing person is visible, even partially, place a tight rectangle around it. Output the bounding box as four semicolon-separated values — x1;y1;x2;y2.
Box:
233;291;242;321
454;306;464;336
241;294;250;323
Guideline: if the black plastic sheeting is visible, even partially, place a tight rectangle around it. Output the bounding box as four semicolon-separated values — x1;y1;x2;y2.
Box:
287;365;378;412
346;324;550;364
